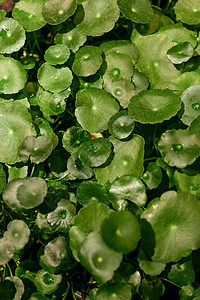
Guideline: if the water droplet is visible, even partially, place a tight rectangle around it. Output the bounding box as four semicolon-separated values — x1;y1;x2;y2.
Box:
172;143;183;152
191;102;200;110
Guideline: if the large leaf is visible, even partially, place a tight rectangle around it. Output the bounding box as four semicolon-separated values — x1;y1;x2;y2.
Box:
75;88;119;133
141;191;200;263
174;0;200;25
0;100;36;164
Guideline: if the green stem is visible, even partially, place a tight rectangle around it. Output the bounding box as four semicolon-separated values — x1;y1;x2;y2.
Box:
62;281;70;300
6;263;13;276
71;282;77;300
144;157;158;162
161;278;181;289
33;32;43;56
30;164;35;177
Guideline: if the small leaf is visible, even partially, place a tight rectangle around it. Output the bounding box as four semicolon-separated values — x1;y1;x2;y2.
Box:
44;44;70;65
96;283;132;300
67;150;94;179
42;0;77;25
0;280;16;300
137;248;166;276
75;88;119;133
167;42;194;64
0;238;15;265
108;110;135;139
174;0;200;25
0;18;25;54
173;170;200;198
132;68;149;94
62;126;90;154
3;178;27;211
117;0;153;24
180;85;200;125
34;270;62;295
141;162;162;189
72;46;102;77
168;258;195;286
79;232;122;284
6;276;24;300
101;210;141;254
76;181;109;206
4;220;30;250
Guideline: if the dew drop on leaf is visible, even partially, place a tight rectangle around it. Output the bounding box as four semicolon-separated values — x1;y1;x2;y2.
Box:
171;143;183;152
191;102;200;110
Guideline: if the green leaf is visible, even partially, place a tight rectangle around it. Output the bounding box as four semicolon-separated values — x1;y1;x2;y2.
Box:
0;238;15;265
141;278;165;300
12;0;46;32
42;0;77;25
47;199;76;232
20;56;35;70
99;40;138;65
158;129;200;168
96;283;132;300
48;148;69;177
134;34;180;88
0;280;16;300
132;68;149;94
75;88;119;133
174;0;200;25
0;57;27;94
72;46;102;77
95;135;145;185
4;220;30;250
137;248;166;276
108;111;135;139
44;44;70;65
19;136;53;164
79;232;122;284
37;63;72;93
105;79;136;109
180;85;200;125
173;170;200;198
189;115;200;140
39;236;76;273
34;269;62;295
77;0;120;36
55;27;87;53
179;285;194;300
3;178;27;211
67;150;94;179
6;276;24;300
128;89;181;124
101;210;141;254
0;18;25;54
168;258;195;286
0;100;36;164
76;181;109;206
78;138;112;167
117;0;153;24
29;293;48;300
109;175;147;207
17;177;47;209
141;191;200;263
141;162;162;189
167;42;194;64
62;126;90;154
0;163;6;193
176;72;200;93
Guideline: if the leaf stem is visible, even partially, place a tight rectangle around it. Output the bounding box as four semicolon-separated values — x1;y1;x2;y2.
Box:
30;163;35;177
33;32;43;57
161;278;181;289
144;157;158;162
6;263;13;276
62;281;70;300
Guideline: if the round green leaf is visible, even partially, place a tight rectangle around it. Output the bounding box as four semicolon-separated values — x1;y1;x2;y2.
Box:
174;170;200;198
75;88;119;133
105;79;136;108
158;129;200;168
39;236;76;273
176;71;200;93
0;18;25;54
48;148;69;178
137;249;166;276
42;0;77;25
17;177;47;209
4;220;30;250
78;0;120;36
34;270;62;295
19;136;53;164
0;57;27;94
117;0;153;24
62;126;90;154
0;238;15;265
95;135;145;185
6;276;24;300
167;42;194;64
141;278;165;300
79;232;122;284
12;0;46;32
55;27;87;53
103;52;133;84
180;85;200;125
38;90;66;121
174;0;200;25
67;151;94;179
0;280;16;300
76;181;109;206
3;178;26;211
141;191;200;263
72;46;102;77
37;63;73;93
78;138;112;167
47;199;76;232
20;56;35;70
101;210;141;254
109;175;147;208
44;44;70;65
128;89;181;124
141;162;162;190
96;283;132;300
168;258;195;286
0;100;36;164
100;40;138;65
108;111;135;139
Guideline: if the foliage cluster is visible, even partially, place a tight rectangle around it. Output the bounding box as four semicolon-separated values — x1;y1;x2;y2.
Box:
0;0;200;299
